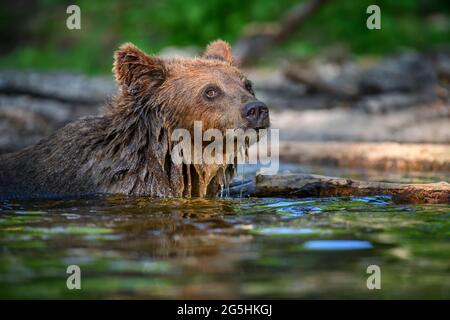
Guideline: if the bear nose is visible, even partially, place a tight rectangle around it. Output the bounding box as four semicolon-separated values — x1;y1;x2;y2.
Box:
243;101;269;128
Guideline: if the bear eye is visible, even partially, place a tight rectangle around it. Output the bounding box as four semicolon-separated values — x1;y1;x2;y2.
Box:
203;86;221;100
244;79;254;95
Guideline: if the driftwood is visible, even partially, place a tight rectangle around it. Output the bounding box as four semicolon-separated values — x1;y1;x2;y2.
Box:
278;142;450;171
284;66;358;99
0;71;113;153
282;53;444;110
253;173;450;204
271;103;450;144
0;71;115;104
234;0;330;65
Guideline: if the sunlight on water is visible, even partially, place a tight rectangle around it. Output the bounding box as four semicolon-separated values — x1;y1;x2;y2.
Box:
254;227;318;235
303;240;373;250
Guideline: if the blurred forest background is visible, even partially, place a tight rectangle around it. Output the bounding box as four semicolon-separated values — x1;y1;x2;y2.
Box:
0;0;449;175
1;0;449;73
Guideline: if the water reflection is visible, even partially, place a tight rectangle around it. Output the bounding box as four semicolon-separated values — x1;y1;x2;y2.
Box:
303;240;373;250
0;195;449;299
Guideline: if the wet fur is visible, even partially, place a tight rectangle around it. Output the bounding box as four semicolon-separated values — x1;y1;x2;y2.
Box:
0;40;255;198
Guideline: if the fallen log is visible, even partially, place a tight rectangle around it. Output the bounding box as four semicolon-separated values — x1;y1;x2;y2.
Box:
277;142;450;171
253;173;450;204
284;66;359;99
0;71;115;104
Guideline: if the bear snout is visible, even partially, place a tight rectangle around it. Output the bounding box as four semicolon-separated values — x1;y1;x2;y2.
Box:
242;101;270;129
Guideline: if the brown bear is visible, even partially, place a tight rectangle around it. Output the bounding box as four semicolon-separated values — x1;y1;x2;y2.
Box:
0;40;270;199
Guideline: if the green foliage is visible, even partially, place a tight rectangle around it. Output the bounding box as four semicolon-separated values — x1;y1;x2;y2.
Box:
0;0;448;73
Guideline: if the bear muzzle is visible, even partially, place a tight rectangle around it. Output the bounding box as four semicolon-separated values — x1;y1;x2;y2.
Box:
242;101;270;130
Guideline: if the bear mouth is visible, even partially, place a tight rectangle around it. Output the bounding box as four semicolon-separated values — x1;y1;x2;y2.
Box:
244;117;271;132
254;126;269;132
244;124;270;134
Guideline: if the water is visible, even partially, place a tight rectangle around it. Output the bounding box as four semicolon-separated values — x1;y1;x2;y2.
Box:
1;190;449;299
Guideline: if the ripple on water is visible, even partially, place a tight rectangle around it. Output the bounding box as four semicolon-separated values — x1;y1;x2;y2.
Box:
256;200;322;217
351;196;391;205
254;227;319;236
277;205;322;216
263;200;314;208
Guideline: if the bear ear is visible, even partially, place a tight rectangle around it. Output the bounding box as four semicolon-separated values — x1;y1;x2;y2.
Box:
113;43;167;93
203;40;234;65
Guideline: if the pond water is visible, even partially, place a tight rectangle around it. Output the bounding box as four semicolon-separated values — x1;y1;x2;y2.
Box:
0;166;449;299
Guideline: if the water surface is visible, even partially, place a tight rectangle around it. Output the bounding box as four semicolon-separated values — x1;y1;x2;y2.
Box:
1;192;449;299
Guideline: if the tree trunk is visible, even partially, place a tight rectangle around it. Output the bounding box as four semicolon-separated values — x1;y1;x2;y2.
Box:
234;0;330;65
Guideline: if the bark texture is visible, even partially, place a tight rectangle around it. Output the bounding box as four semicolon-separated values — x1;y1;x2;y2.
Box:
253;173;450;204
